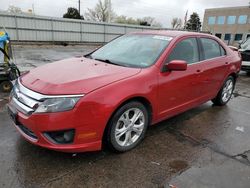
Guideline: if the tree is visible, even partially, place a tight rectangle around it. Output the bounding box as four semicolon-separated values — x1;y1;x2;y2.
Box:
84;0;116;22
63;7;83;20
171;18;182;29
115;16;162;27
185;12;201;31
8;5;23;14
115;16;139;25
138;17;162;27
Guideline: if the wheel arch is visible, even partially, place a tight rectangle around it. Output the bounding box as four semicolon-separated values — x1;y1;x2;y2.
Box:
101;96;153;149
228;72;238;82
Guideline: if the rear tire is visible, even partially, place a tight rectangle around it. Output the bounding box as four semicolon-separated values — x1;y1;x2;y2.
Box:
106;101;149;152
247;71;250;76
212;76;235;106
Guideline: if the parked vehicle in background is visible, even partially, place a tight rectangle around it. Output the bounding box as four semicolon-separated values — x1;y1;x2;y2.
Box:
7;31;241;153
239;37;250;75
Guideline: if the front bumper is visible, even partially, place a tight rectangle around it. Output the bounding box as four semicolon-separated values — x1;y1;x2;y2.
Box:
7;78;113;153
7;79;105;152
7;103;102;153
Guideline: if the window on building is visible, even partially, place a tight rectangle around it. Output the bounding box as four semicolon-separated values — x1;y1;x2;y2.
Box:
235;34;243;41
238;15;248;24
217;16;225;24
215;33;222;39
200;38;222;60
227;16;236;24
224;34;231;41
208;16;216;25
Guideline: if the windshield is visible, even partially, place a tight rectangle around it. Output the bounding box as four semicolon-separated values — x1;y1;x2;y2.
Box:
90;34;172;68
241;37;250;50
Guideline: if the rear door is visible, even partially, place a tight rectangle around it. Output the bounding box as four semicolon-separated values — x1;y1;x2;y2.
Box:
198;37;229;98
157;37;205;120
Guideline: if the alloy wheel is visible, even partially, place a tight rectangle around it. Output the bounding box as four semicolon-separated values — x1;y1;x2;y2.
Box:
221;79;234;103
115;108;145;147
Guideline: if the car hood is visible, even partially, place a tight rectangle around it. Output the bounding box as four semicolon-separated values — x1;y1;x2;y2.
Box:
20;57;141;95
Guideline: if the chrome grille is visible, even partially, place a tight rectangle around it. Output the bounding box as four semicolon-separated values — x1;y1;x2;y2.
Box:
10;80;41;115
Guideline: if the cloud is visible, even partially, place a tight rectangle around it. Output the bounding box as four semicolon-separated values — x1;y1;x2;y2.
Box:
1;0;250;27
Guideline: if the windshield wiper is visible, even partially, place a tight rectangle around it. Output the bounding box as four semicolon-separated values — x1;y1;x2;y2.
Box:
94;58;121;66
84;54;93;59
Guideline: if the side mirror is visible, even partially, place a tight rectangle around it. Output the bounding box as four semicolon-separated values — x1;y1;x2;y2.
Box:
164;60;187;72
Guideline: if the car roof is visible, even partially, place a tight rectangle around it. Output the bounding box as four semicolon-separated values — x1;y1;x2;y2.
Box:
131;30;211;38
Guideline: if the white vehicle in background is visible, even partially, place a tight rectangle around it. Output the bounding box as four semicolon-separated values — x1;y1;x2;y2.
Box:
239;37;250;75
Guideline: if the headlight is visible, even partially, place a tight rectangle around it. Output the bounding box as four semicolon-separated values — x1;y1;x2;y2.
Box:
35;97;81;113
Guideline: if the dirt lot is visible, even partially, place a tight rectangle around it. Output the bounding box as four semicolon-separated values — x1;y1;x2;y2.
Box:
1;45;250;188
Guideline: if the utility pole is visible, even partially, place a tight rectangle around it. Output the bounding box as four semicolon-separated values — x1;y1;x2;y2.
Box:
78;0;81;15
108;0;111;22
32;3;35;14
184;10;188;30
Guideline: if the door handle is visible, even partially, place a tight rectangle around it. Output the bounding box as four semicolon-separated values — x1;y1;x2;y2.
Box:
196;69;202;73
225;62;229;65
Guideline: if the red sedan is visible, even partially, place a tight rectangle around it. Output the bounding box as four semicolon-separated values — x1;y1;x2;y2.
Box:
8;31;241;153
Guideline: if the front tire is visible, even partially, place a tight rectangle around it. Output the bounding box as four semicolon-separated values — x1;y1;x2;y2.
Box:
212;76;235;106
106;101;149;152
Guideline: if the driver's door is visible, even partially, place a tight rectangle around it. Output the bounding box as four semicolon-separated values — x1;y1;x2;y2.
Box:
157;37;205;120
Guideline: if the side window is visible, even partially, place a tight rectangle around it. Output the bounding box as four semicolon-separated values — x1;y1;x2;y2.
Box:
200;38;222;60
167;38;199;64
220;46;226;56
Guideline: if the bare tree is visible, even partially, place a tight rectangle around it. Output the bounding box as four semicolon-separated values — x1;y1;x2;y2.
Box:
84;0;116;22
115;16;162;27
115;16;139;25
171;18;182;29
8;5;23;14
